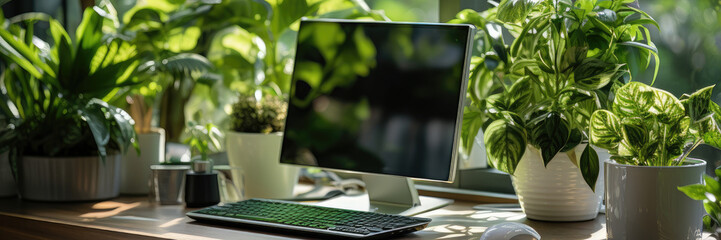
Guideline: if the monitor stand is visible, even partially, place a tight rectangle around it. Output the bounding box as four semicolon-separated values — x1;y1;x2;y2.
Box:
313;174;453;216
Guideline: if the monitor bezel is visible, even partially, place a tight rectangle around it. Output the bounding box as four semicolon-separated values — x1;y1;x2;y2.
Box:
279;18;475;183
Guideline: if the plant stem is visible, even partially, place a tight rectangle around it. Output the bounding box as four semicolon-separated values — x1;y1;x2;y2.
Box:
677;138;703;164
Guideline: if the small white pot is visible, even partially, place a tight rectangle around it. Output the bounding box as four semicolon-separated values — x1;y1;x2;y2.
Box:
0;151;16;197
605;159;705;240
226;131;298;199
120;128;166;195
19;154;121;201
511;144;607;221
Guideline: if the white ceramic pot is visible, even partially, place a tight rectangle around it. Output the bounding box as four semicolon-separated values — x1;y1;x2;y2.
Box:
511;144;607;221
226;131;298;199
605;159;705;240
18;154;121;201
120;128;166;194
0;151;16;197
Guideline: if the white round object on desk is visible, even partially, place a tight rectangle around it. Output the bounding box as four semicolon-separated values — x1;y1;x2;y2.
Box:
480;222;540;240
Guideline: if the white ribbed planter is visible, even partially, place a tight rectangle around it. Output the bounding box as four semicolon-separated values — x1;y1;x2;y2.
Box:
120;128;165;194
226;132;298;199
18;154;121;201
0;152;16;197
512;144;607;221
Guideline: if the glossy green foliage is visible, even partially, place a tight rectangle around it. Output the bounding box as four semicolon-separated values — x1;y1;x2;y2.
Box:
121;0;218;142
0;6;139;160
205;0;387;96
183;122;222;161
450;0;660;190
589;82;721;166
678;166;721;232
123;0;386;141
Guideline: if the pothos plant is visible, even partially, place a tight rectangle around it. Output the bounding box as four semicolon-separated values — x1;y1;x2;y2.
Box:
589;82;721;166
450;0;660;190
588;82;721;232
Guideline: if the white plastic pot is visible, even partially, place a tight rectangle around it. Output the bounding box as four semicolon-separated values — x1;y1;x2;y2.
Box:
120;128;166;195
511;144;607;221
226;132;298;199
0;151;16;197
605;159;705;240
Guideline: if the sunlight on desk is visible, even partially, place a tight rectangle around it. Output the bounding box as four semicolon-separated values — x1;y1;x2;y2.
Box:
159;217;185;228
79;201;141;219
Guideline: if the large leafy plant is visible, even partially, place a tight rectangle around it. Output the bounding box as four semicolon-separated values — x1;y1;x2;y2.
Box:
0;6;139;160
451;0;660;190
589;82;721;166
121;0;216;142
190;0;387;130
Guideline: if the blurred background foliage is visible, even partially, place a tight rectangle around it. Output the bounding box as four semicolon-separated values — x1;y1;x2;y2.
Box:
2;0;719;168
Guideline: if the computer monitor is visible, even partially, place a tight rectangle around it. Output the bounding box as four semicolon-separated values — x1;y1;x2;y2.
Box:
280;19;474;215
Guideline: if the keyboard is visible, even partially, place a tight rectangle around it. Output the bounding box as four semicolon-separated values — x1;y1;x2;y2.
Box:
186;198;432;239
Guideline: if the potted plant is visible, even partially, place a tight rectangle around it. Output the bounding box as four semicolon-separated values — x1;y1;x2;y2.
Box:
226;94;298;199
450;0;659;221
183;122;222;207
589;82;721;239
119;95;166;195
0;6;139;201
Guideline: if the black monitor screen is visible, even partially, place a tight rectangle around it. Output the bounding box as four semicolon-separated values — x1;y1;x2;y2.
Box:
280;20;472;181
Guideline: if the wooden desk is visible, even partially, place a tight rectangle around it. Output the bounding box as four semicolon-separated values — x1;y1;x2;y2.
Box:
0;195;612;240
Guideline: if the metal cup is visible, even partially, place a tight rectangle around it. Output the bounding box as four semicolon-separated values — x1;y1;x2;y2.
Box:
150;165;190;205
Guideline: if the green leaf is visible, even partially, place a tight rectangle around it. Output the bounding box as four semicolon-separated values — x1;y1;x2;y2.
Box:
496;0;541;23
704;175;721;199
530;112;571;166
704;102;721;150
612;81;654;118
587;14;612;36
573;58;622;90
559;87;593;108
580;145;599;191
461;107;483;156
623;12;660;30
618;41;658;54
506;77;532;112
621;117;648;149
678;184;708;201
650;88;685;124
484;116;528;175
681;85;715;122
594;9;617;24
80;100;111;160
560;45;587;72
160;53;213;74
561;128;583;152
589;110;622;149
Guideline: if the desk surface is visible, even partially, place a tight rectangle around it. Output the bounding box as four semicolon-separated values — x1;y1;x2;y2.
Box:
0;195;612;240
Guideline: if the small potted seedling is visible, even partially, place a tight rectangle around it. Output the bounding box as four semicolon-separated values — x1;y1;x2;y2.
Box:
183;122;222;207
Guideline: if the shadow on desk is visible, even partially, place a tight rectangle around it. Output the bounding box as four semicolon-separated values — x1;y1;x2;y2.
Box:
407;207;605;240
